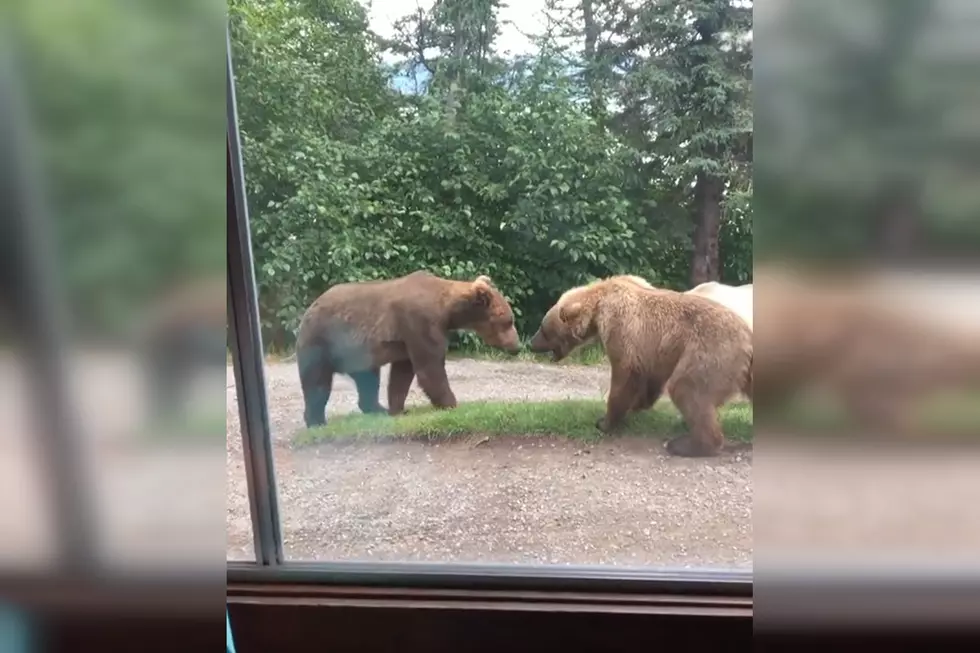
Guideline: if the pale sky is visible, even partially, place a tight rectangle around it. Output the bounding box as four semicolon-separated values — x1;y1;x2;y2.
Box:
359;0;551;62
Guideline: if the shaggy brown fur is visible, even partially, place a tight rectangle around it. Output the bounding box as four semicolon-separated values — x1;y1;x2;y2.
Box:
616;275;656;290
754;271;980;436
528;275;753;457
296;271;520;427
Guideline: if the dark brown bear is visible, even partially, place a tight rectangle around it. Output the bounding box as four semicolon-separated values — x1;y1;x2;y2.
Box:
137;276;226;423
296;271;520;427
528;275;753;457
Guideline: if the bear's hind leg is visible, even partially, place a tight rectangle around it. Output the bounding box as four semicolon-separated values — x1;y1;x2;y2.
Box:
351;367;387;414
411;356;458;410
666;377;724;457
298;345;334;428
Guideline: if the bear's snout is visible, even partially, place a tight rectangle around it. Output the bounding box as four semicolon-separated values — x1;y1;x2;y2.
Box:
528;330;549;353
528;329;548;354
500;330;521;355
529;329;570;361
478;325;521;354
492;325;521;354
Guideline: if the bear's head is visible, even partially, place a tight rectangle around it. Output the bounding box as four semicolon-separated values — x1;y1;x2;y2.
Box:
454;275;521;354
528;283;601;362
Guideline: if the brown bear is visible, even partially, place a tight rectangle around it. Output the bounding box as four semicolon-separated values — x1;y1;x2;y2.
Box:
753;267;980;437
296;271;520;427
528;275;753;457
137;275;226;424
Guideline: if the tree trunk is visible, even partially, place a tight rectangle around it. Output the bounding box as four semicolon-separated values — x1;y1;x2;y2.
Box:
690;172;723;286
444;8;466;125
581;0;604;122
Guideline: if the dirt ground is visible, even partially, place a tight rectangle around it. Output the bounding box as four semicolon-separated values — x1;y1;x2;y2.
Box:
227;359;753;569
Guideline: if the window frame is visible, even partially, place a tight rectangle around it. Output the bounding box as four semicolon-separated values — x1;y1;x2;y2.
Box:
224;25;753;608
0;45;100;573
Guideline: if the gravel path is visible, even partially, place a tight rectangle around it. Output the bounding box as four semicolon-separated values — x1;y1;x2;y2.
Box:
227;359;752;569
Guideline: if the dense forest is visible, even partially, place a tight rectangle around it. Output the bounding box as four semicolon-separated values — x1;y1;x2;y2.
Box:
229;0;753;350
12;1;976;351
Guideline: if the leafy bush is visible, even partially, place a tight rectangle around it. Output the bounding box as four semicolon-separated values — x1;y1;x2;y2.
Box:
229;0;753;351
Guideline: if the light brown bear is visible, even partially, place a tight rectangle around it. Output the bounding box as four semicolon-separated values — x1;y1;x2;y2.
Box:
597;275;752;404
296;271;520;427
528;275;753;457
753;267;980;436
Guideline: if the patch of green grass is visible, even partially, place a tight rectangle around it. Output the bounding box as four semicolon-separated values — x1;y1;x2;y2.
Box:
294;399;753;446
916;391;980;433
448;342;607;366
144;413;227;443
761;389;980;437
248;342;609;367
139;400;226;443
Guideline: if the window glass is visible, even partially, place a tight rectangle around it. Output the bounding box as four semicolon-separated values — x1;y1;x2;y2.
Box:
6;0;228;573
227;0;753;569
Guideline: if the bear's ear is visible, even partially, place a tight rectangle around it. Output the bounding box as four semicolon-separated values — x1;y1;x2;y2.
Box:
559;302;582;323
473;274;496;288
470;277;493;307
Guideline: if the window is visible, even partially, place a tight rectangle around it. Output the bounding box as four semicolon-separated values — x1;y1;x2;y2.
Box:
226;0;752;599
2;0;225;591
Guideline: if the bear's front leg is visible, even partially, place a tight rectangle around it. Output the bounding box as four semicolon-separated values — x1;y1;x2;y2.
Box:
405;331;458;410
596;367;639;433
414;361;458;410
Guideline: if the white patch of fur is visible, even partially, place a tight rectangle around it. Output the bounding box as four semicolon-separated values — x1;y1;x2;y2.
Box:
686;282;753;329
